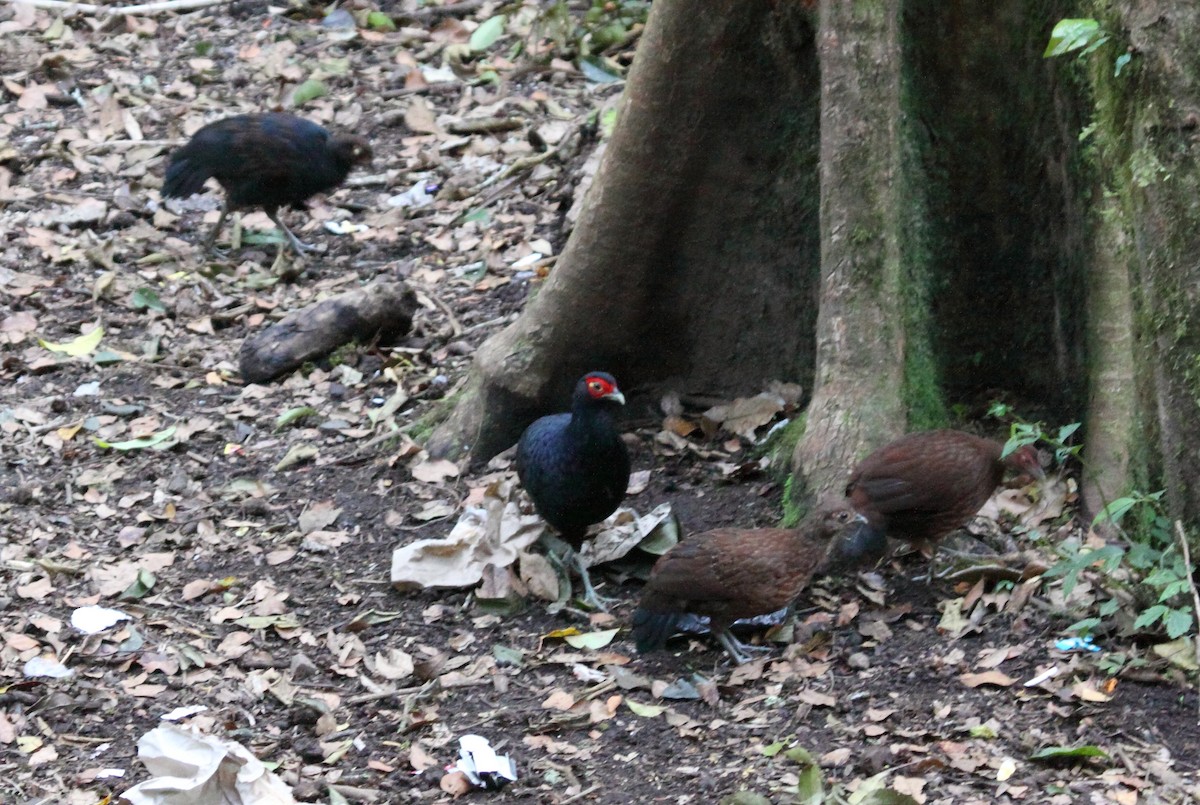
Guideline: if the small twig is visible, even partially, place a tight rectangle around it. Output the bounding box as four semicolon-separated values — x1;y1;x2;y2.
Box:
463;313;515;335
332;420;423;466
413;285;464;337
326;785;381;803
378;82;460;102
343;172;392;188
472;147;558;194
344;682;429;706
397;0;486;21
77;138;181;152
559;784;601;804
582;680;617;701
938;564;1024;584
1173;519;1200;724
11;0;231;15
446;116;525;136
449;116;586;220
58;734;112;745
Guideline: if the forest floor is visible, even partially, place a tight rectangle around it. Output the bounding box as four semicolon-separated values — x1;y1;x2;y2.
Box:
2;1;1199;804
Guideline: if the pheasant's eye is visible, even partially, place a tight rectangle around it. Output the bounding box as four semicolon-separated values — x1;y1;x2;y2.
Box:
586;377;612;397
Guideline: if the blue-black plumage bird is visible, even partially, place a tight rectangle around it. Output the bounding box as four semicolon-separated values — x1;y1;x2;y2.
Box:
516;372;630;609
162;113;372;254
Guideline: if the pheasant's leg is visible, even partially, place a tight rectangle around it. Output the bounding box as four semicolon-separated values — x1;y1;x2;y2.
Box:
540;536;612;611
925;542;942;583
713;626;772;665
571;549;614;611
202;201;231;256
266;206;315;253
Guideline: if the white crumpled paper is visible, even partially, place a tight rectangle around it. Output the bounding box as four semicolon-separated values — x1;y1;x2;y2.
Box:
391;479;545;591
120;724;295;805
454;734;517;790
581;502;676;567
391;478;677;592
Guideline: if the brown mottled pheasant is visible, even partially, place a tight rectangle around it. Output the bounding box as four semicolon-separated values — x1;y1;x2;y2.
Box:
632;498;867;664
844;429;1044;574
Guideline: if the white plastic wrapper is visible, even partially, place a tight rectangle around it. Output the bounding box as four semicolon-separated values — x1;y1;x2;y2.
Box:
71;605;131;635
454;734;517;791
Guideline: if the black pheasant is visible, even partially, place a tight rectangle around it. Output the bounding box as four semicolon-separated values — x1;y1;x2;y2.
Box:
516;372;630;609
162;113;372;254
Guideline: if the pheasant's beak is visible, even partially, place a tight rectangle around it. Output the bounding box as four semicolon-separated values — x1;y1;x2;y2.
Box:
607;391;626;405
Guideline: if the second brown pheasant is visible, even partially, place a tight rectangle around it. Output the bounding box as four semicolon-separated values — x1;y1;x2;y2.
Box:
632;498;867;664
844;429;1044;573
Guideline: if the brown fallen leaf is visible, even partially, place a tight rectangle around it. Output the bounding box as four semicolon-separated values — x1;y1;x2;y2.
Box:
959;670;1016;688
409;742;439;772
1071;681;1112;702
541;689;576;711
411;456;461;483
440;770;472;798
795;689;836;707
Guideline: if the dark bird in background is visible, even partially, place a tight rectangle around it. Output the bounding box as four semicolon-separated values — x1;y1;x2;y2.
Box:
162;113;372;255
632;498;867;664
843;429;1045;574
516;372;630;610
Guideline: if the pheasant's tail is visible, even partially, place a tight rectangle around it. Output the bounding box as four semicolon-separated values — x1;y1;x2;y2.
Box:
631;608;680;653
162;153;213;199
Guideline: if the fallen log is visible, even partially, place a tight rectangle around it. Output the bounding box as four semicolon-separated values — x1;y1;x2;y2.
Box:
239;279;417;384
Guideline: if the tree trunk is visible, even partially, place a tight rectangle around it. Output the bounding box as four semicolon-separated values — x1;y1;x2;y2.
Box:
429;0;1200;528
429;0;822;461
1097;1;1200;521
792;0;908;496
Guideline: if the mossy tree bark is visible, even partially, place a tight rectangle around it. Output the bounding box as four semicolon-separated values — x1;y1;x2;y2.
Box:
430;0;1200;527
1086;2;1200;521
792;0;909;496
428;0;823;461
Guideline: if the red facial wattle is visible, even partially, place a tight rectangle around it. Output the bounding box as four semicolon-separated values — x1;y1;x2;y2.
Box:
586;376;617;399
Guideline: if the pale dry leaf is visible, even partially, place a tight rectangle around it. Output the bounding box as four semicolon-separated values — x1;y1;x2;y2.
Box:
959;671;1016;688
820;747;852;767
440;771;472;797
626;469;651;495
701;392;786;440
28;744;59;767
16;577;53;600
583;502;674;566
795;689;836;707
404;97;440;134
391;479;544;591
893;776;927;801
588;695;621;723
725;659;767;687
120;725;296;804
298;501;342;533
1070;681;1112;702
374;648;415;681
411;457;460;483
518;551;560;601
302;530;351;551
266;549;297;566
